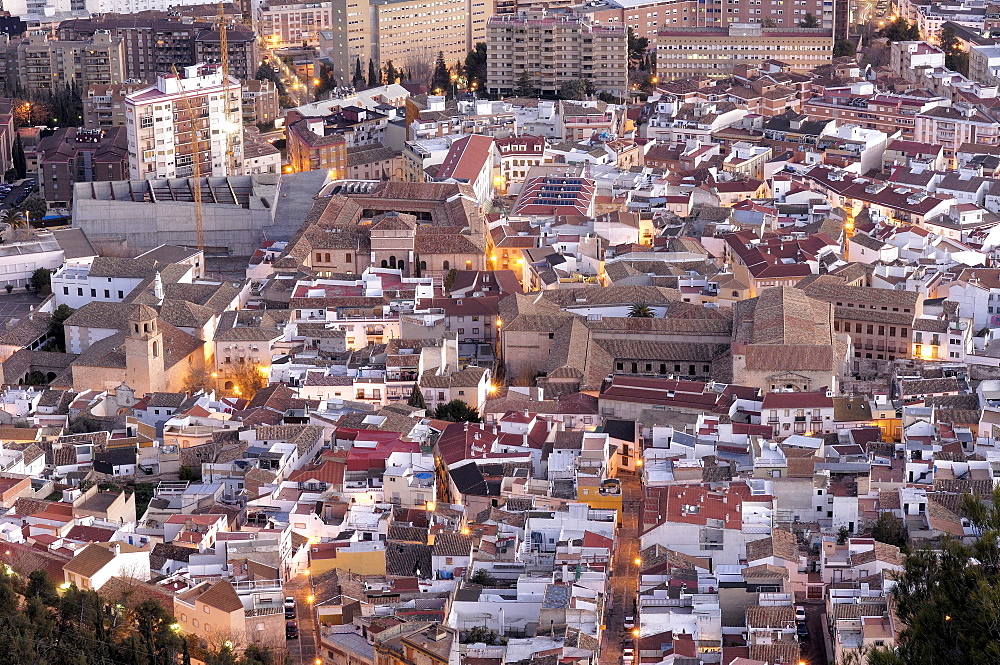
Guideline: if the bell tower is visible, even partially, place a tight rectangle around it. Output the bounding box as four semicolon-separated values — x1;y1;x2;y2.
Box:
124;304;166;395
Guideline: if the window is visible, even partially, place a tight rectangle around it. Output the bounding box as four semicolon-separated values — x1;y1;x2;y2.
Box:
78;288;83;296
63;287;69;295
117;290;124;298
104;290;110;298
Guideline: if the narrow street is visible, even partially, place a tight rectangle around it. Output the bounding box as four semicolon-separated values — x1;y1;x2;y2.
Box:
285;574;319;664
600;473;643;665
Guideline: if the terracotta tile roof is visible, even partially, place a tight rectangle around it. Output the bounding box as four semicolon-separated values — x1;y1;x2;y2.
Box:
746;529;799;563
62;542;115;578
195;580;244;613
746;605;795;628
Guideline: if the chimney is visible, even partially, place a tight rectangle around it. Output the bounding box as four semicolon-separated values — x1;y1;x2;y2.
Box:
153;271;164;304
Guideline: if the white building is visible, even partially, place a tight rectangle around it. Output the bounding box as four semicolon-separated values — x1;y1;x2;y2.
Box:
126;64;244;180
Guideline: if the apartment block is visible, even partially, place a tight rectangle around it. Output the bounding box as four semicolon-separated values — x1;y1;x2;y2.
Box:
259;0;333;48
37;126;129;207
243;79;280;126
655;23;834;80
324;0;373;88
286;118;348;175
58;15;258;82
87;81;273;130
16;30;126;92
574;0;833;45
125;64;244;180
487;10;628;98
372;0;493;76
82;83;147;129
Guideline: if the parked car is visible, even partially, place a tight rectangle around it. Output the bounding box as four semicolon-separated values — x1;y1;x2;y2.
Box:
797;622;809;639
286;621;299;639
624;615;635;629
795;606;806;623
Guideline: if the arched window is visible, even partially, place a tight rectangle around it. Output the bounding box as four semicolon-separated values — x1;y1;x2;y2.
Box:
152;341;159;358
420;261;427;270
389;256;397;269
397;260;405;272
381;260;388;268
443;260;450;270
224;381;234;390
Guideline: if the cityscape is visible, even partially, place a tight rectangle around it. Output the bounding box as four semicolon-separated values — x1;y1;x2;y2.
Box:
0;0;992;664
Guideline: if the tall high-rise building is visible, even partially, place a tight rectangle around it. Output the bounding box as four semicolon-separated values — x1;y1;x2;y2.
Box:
486;9;628;98
125;64;243;180
320;0;493;88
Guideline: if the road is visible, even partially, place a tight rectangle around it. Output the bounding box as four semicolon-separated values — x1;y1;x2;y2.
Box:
0;179;37;212
600;473;643;665
285;574;319;664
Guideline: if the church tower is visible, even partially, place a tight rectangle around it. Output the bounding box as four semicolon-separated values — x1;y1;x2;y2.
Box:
124;304;166;395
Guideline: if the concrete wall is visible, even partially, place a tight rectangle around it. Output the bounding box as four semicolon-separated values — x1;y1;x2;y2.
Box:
72;199;276;257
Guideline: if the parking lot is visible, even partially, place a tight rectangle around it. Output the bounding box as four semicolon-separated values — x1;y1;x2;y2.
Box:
0;179;36;212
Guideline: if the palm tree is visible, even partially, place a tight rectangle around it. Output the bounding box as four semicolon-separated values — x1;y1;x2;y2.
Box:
628;303;654;318
0;210;26;229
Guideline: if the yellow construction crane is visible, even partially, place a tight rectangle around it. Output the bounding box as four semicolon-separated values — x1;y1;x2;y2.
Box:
217;2;239;175
171;63;205;250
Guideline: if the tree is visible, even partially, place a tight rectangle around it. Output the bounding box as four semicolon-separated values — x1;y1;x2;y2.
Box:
407;383;427;409
870;512;908;549
558;78;596;101
25;569;57;605
941;23;970;75
834;39;857;57
433;399;482;423
384;60;398;86
50;303;74;352
464;42;487;92
431;51;451;95
20;195;46;223
627;27;650;66
368;58;380;87
514;69;536;98
799;11;820;27
628;303;654;318
226;361;268;400
461;625;505;645
863;487;1000;665
353;57;365;89
444;268;458;290
30;266;51;294
470;568;496;586
0;209;26;229
880;16;920;42
12;135;26;178
135;598;184;665
837;525;851;544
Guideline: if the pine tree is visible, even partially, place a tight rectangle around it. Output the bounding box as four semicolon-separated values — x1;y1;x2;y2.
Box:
353;57;364;88
368;58;380;87
407;383;427;409
12;135;26;179
431;51;451;95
